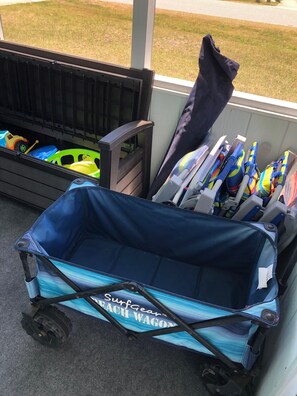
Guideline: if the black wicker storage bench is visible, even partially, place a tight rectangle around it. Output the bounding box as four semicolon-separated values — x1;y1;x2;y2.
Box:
0;41;154;209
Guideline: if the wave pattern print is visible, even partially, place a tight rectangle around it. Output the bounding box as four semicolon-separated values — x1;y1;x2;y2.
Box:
36;257;270;368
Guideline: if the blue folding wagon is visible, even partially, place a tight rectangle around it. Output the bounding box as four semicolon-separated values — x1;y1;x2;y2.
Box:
16;179;279;395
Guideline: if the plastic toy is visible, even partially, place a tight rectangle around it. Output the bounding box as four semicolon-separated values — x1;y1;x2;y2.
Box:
46;148;100;178
29;145;58;160
0;130;29;153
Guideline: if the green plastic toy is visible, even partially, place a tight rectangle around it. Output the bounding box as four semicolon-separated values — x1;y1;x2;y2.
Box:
46;148;100;178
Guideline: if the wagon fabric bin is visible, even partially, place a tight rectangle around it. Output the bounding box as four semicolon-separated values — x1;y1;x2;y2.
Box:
16;179;279;376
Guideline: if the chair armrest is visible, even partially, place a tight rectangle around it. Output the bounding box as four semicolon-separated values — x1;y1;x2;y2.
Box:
98;120;154;151
98;120;154;194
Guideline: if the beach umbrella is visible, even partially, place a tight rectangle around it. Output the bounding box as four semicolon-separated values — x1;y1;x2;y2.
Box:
147;34;239;199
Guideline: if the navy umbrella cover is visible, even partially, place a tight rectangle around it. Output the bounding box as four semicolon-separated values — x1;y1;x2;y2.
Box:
147;34;240;199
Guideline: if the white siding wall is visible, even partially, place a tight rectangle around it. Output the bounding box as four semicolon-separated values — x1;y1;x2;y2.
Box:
150;75;297;179
212;106;297;171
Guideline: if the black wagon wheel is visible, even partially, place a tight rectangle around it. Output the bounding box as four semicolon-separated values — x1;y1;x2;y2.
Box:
201;363;254;396
21;305;72;348
14;141;29;153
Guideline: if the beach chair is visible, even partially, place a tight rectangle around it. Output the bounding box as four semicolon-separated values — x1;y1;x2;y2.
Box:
178;135;246;214
152;144;209;204
223;142;260;219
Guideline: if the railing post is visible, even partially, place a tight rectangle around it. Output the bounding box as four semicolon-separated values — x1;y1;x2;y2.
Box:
0;15;4;40
131;0;156;69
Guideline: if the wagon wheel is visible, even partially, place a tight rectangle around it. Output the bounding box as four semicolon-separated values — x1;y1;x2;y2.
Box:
201;364;254;396
21;305;72;348
14;141;29;153
201;364;230;389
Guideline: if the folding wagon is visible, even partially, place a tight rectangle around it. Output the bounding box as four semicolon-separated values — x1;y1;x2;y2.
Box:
16;179;279;395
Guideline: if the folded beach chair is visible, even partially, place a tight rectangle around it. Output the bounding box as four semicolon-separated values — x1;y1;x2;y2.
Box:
178;135;228;207
16;179;279;395
223;142;261;220
263;152;297;252
256;150;290;205
233;150;293;224
152;144;209;204
179;135;246;214
154;134;296;257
